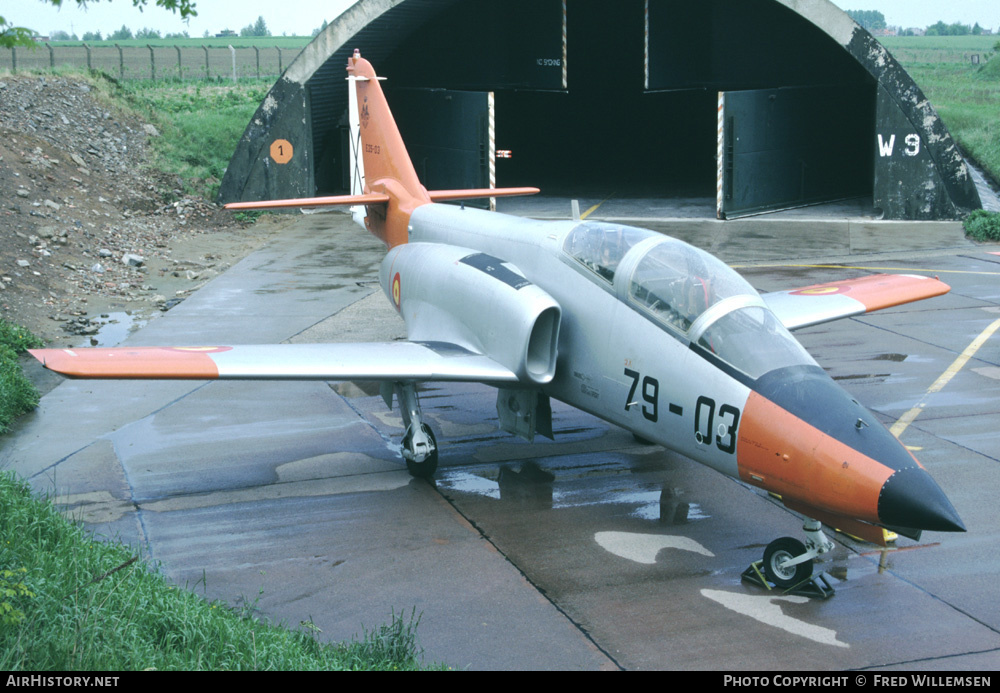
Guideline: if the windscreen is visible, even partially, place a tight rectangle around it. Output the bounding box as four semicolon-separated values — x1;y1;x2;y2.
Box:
625;238;816;379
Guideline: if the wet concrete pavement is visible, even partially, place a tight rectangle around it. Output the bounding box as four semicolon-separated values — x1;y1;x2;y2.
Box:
6;205;1000;670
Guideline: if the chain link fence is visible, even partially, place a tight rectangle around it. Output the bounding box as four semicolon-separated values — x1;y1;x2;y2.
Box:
0;44;297;80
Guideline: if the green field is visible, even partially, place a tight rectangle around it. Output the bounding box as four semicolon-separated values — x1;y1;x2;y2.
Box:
881;34;998;63
881;35;1000;186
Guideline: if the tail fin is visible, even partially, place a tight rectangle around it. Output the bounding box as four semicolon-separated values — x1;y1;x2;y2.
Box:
346;49;430;247
225;49;539;248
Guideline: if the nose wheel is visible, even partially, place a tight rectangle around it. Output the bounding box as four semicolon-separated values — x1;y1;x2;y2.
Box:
744;519;836;597
763;537;812;588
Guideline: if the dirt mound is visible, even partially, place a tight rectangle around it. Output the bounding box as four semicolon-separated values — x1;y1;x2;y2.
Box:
0;73;270;347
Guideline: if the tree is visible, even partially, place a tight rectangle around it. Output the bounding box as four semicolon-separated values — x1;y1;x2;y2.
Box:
135;26;162;39
240;15;269;38
82;30;103;41
846;9;887;32
926;21;972;36
1;0;197;48
109;24;134;41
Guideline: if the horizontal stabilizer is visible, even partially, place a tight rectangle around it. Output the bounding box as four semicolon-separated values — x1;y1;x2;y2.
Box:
428;187;540;202
224;188;539;211
224;193;390;211
763;274;950;330
30;342;519;383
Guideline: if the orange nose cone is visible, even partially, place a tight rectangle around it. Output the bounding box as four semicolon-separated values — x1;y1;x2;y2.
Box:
737;382;964;534
737;391;889;525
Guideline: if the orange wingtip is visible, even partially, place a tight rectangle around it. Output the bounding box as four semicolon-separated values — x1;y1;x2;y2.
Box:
224;193;390;210
791;274;950;312
428;187;540;202
29;347;225;379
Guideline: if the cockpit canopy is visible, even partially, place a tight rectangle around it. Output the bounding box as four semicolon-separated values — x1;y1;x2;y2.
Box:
563;222;816;379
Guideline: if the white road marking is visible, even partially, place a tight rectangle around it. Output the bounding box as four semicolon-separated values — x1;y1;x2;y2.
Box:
594;531;714;564
701;589;849;648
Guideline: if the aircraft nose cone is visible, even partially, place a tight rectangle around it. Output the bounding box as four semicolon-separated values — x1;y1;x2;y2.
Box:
879;466;966;533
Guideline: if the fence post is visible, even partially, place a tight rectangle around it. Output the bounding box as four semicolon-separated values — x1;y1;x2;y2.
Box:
47;43;54;69
229;45;236;83
276;46;282;75
84;43;91;71
254;46;260;79
176;45;182;79
148;44;155;80
203;45;209;80
116;44;123;80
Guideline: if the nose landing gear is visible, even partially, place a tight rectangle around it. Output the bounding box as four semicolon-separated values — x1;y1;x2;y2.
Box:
743;519;836;598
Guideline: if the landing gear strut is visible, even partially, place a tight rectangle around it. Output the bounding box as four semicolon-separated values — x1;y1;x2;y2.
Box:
743;519;836;597
385;382;439;478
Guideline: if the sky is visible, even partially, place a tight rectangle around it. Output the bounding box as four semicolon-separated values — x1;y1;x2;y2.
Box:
7;0;357;38
8;0;1000;38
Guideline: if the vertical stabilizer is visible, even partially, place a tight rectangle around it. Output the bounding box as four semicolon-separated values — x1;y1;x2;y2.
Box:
347;49;430;248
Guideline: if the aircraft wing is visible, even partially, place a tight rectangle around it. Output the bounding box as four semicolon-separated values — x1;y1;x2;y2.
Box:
762;274;950;330
29;342;519;383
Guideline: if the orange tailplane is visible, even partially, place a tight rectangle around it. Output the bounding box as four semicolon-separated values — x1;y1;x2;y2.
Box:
225;49;539;249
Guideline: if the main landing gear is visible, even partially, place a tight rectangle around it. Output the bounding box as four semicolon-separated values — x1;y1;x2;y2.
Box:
384;382;439;478
743;519;836;598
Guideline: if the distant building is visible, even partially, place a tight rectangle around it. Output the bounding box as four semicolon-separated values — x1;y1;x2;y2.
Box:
215;29;237;38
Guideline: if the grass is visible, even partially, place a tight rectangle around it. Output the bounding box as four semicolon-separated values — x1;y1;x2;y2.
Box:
963;210;1000;241
90;74;273;200
0;320;43;434
881;36;1000;188
0;471;437;670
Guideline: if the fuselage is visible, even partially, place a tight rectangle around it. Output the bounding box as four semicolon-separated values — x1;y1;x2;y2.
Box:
399;203;964;539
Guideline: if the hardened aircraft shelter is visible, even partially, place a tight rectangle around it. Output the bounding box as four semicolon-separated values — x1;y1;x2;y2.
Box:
219;0;983;220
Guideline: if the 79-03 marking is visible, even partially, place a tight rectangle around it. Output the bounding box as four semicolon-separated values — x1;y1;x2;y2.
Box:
624;367;740;453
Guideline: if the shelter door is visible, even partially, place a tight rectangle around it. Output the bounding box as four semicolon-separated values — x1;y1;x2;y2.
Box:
716;86;871;219
388;88;493;208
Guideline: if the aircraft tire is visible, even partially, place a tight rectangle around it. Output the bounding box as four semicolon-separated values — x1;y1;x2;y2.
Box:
404;424;438;479
763;537;812;588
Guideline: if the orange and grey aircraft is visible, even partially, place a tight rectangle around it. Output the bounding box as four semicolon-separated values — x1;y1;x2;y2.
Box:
31;50;964;590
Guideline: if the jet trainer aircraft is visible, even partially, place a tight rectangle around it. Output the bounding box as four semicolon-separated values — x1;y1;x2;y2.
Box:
31;50;964;590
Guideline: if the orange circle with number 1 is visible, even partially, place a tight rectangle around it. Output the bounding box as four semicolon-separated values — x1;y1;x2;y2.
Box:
270;139;293;164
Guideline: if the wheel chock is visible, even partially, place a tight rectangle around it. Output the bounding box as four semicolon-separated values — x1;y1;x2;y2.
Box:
741;560;835;599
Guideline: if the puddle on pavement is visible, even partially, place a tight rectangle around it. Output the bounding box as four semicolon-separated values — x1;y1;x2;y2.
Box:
440;461;709;525
85;311;147;347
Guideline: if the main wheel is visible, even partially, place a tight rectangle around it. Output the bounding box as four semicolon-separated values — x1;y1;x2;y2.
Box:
763;537;812;588
403;423;438;479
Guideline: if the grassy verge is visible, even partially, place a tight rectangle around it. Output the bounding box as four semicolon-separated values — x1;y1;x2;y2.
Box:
963;210;1000;241
0;320;44;433
882;36;1000;186
90;73;272;200
0;471;437;670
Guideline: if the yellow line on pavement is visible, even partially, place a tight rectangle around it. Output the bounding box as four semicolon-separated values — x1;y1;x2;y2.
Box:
579;192;616;220
891;317;1000;438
